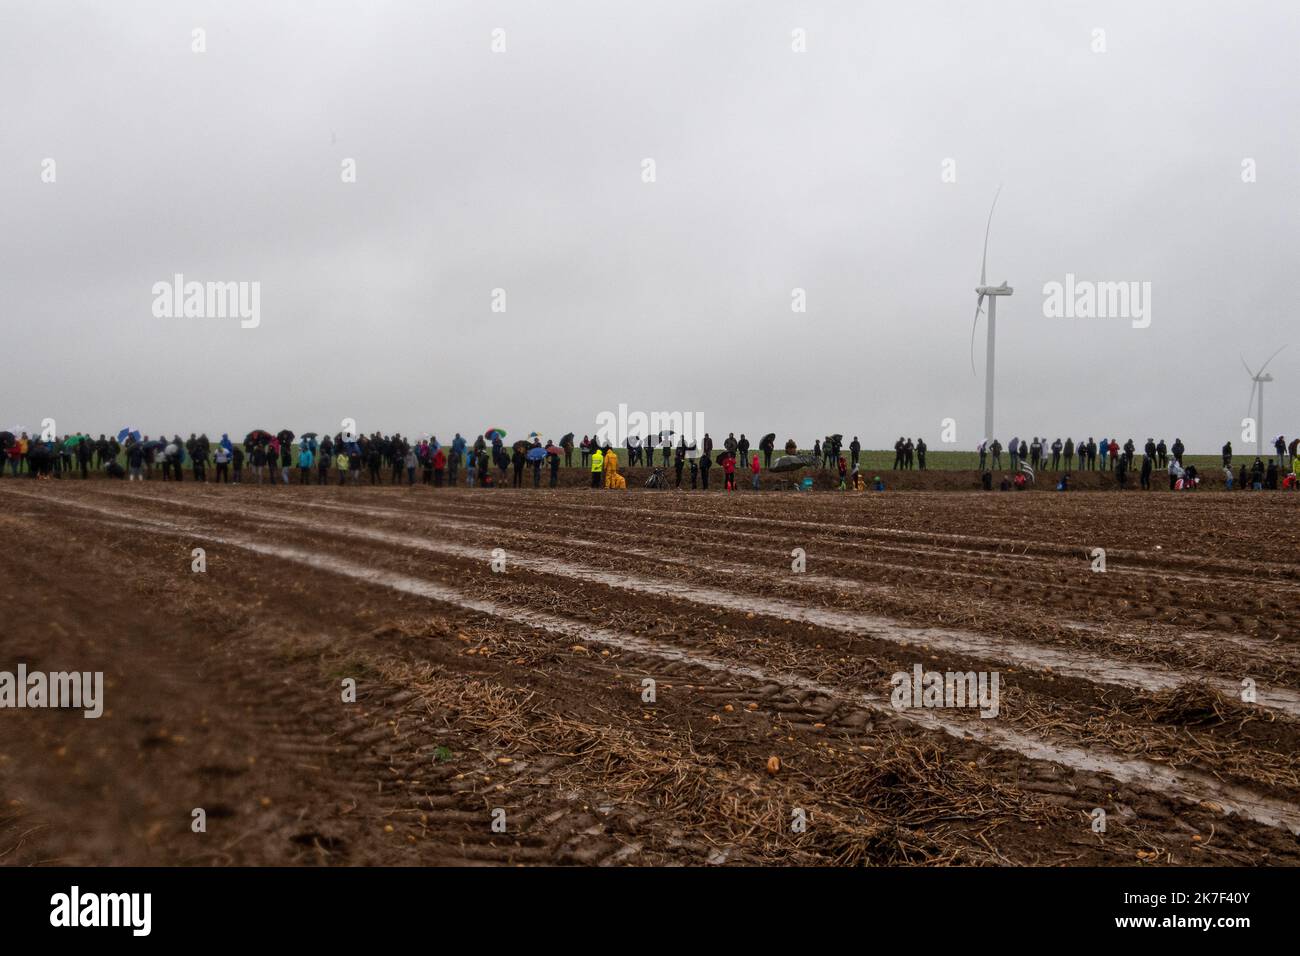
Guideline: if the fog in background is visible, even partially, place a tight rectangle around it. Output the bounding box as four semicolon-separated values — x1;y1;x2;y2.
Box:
3;0;1298;452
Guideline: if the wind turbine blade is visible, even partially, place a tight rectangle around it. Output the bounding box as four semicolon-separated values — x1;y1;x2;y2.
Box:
979;186;1001;287
1241;355;1257;378
1258;344;1287;375
970;295;985;375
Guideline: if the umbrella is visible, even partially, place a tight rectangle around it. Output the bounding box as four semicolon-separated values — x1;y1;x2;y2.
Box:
545;443;561;456
140;440;165;452
485;427;507;441
526;447;548;461
715;451;734;466
246;429;273;444
301;432;318;440
117;427;137;442
560;432;574;447
62;435;87;448
770;454;820;473
826;434;843;444
277;429;295;445
658;430;675;443
528;431;540;439
759;433;776;449
0;431;14;447
512;440;531;455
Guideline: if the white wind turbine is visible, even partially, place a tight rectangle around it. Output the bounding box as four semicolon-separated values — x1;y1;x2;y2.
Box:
970;187;1013;444
1242;346;1285;458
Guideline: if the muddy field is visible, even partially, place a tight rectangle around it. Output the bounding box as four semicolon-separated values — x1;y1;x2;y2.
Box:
1;481;1298;866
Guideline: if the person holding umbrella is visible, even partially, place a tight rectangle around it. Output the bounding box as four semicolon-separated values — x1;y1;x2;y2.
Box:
526;444;548;486
529;448;542;487
547;443;561;487
759;433;776;469
251;442;268;484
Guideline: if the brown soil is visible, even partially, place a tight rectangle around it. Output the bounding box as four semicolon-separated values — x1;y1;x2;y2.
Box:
1;480;1297;866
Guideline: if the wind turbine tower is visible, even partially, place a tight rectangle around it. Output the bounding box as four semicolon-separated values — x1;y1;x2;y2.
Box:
971;188;1014;443
1243;346;1285;458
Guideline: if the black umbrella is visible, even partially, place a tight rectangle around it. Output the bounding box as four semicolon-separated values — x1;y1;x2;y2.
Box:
560;432;574;447
512;440;531;455
246;429;273;444
0;431;13;447
277;429;295;445
770;454;820;473
826;434;843;444
759;433;776;449
715;451;734;466
301;431;318;440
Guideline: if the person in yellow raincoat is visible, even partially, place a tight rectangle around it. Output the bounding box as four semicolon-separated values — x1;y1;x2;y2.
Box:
603;447;621;488
590;446;604;488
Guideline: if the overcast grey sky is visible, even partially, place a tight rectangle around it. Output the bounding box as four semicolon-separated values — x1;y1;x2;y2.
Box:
3;0;1298;451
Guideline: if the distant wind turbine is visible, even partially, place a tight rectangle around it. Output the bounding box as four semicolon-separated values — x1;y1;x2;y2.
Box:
970;187;1013;444
1243;346;1286;458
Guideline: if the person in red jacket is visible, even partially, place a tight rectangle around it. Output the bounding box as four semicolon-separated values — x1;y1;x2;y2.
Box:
433;446;446;486
1108;439;1119;469
750;453;761;490
723;453;736;490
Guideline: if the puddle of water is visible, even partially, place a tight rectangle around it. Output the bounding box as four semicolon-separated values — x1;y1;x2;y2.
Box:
200;494;1300;719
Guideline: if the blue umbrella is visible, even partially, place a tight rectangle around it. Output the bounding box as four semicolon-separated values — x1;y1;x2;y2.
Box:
526;446;548;461
118;427;141;443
